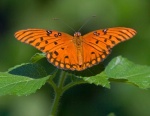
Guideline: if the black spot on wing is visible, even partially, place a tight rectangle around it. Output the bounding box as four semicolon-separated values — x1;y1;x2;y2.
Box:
54;51;59;56
40;37;44;41
54;41;58;45
35;42;40;46
65;56;69;58
46;30;52;36
45;40;48;44
103;29;108;35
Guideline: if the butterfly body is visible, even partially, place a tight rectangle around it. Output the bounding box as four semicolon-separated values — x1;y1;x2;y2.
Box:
15;27;136;71
73;32;83;66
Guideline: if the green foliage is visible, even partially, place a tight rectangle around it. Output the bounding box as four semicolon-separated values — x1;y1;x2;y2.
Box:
105;56;150;89
0;53;150;97
1;53;150;115
0;72;49;96
83;72;110;88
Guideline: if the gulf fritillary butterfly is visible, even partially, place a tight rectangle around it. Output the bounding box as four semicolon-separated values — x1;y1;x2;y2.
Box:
15;27;136;71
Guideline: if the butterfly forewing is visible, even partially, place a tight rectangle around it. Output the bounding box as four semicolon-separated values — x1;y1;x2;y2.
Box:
83;27;136;49
15;29;72;52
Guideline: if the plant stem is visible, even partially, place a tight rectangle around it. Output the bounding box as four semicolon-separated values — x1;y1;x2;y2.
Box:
49;71;86;116
49;71;67;116
50;90;62;116
62;80;87;93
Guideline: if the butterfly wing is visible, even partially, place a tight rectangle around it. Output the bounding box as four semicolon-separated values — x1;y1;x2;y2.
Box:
15;27;136;71
15;29;81;71
82;27;136;68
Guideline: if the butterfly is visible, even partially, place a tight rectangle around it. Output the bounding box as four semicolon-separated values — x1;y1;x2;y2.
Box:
15;27;136;71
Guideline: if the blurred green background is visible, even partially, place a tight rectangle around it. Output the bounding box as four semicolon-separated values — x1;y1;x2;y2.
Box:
0;0;150;116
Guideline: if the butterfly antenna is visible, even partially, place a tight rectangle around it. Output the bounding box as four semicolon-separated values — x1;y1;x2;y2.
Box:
52;18;76;32
78;15;96;32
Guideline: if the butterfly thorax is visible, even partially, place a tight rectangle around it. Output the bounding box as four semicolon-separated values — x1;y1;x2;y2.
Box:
73;32;83;67
73;32;82;46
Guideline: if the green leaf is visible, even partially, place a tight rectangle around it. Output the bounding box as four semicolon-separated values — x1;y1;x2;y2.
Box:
8;63;48;78
83;72;110;88
0;62;51;96
0;72;49;96
105;56;150;89
30;53;46;63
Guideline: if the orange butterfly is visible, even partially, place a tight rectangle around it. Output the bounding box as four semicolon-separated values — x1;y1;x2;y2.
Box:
15;27;136;71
